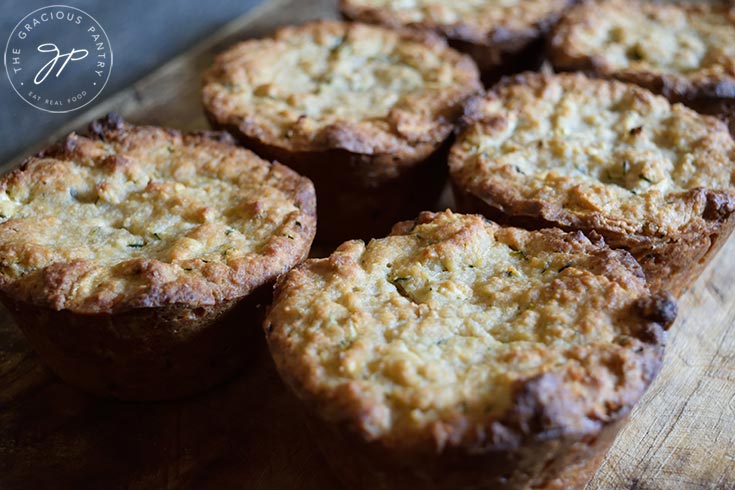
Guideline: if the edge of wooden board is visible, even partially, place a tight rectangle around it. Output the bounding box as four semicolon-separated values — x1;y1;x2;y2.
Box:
2;0;293;172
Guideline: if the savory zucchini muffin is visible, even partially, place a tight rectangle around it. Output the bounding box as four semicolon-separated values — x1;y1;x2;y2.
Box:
450;73;735;296
550;0;735;133
339;0;574;84
266;210;675;490
0;114;316;400
202;20;481;243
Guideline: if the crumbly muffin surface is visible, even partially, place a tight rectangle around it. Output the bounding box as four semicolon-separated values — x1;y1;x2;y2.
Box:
267;211;669;447
550;0;735;95
451;73;735;238
0;117;315;313
202;21;480;155
340;0;571;41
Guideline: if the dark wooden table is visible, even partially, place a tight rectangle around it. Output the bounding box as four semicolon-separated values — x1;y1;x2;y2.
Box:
1;1;734;488
0;0;264;164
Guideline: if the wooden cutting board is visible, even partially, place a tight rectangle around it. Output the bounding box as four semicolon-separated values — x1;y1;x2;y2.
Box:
1;0;734;488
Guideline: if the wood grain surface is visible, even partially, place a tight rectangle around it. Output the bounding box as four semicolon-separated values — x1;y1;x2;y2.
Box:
1;0;734;488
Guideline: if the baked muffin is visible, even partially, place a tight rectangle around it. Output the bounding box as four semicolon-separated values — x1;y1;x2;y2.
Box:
0;114;316;401
265;210;675;490
450;72;735;296
550;0;735;134
339;0;574;85
202;20;481;243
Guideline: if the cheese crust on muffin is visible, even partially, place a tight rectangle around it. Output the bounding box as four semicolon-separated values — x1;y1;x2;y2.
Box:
0;115;316;400
0;115;316;314
450;73;735;295
203;20;480;243
266;210;674;489
550;0;735;101
340;0;573;82
203;20;480;160
340;0;571;43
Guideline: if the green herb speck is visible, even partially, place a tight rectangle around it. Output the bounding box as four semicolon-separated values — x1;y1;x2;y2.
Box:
391;276;410;283
628;45;644;61
510;249;527;260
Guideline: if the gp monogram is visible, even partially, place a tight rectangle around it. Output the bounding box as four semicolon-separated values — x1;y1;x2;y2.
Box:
4;5;113;113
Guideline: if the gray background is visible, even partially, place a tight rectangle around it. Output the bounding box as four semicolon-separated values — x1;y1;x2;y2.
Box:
0;0;264;164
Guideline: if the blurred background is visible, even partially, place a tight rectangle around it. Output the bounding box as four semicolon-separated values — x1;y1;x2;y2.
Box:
0;0;264;164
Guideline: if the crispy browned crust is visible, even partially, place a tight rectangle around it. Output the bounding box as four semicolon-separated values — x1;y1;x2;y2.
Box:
682;95;735;137
0;114;317;313
203;21;479;243
265;211;673;489
452;183;734;297
549;0;735;132
339;0;575;84
450;73;735;296
203;21;480;158
303;395;628;490
0;114;317;399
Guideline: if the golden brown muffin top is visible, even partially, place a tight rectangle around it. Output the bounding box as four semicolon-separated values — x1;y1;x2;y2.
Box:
550;0;735;99
450;73;735;240
340;0;573;44
202;21;480;157
266;210;673;450
0;115;316;314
